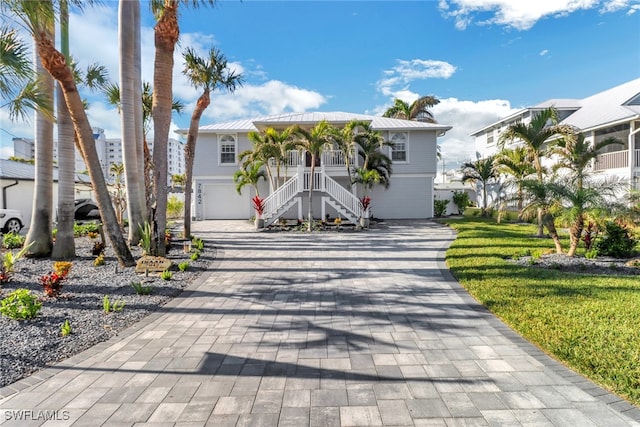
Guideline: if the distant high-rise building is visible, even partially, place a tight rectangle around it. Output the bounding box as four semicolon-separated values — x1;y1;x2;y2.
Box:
11;129;185;184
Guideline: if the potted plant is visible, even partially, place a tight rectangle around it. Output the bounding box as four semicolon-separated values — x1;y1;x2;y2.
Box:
252;195;265;229
359;196;371;228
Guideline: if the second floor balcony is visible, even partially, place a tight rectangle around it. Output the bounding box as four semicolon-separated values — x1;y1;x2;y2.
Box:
269;150;356;170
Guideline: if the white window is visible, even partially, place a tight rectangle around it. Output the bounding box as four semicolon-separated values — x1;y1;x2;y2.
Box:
390;132;408;162
487;130;494;145
219;134;237;165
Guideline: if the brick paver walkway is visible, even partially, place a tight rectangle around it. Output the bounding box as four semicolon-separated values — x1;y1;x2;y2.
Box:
1;220;638;426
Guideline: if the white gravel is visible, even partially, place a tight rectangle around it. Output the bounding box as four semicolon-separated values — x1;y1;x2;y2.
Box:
0;231;214;387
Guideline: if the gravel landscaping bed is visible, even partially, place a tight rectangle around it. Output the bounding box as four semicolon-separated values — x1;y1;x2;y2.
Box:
0;229;215;388
511;253;640;276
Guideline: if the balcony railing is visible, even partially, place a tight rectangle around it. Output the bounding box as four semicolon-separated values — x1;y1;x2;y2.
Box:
268;150;354;168
594;150;628;171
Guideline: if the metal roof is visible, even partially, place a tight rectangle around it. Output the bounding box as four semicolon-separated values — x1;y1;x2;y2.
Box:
179;111;452;134
0;158;94;183
471;78;640;135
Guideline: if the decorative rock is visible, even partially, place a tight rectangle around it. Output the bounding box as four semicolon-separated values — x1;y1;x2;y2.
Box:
135;255;172;273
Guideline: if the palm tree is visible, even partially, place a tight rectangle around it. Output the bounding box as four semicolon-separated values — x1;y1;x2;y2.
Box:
494;147;536;221
264;127;297;187
382;95;440;123
461;156;498;217
24;28;55;258
233;160;267;197
551;130;623;256
521;178;563;254
0;25;52;121
8;0;135;266
51;0;75;260
119;0;145;245
181;46;243;238
499;107;573;236
244;130;279;190
292;120;335;231
355;128;393;189
102;80;184;223
332;120;370;181
110;162;127;228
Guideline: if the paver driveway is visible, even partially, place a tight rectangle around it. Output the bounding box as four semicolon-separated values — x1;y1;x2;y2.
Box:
1;220;638;426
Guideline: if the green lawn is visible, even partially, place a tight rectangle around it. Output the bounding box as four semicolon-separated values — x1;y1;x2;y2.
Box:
442;217;640;406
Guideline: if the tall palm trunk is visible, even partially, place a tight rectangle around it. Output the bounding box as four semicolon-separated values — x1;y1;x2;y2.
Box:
567;213;584;257
36;35;135;267
119;0;145;245
134;4;146;225
52;0;75;260
151;0;179;256
183;91;209;239
535;161;545;236
25;34;54;257
543;213;563;254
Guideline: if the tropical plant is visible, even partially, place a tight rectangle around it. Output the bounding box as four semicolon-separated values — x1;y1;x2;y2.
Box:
110;163;127;227
60;319;72;336
5;0;135;266
103;295;125;313
333;120;369;180
3;233;25;249
0;25;52;121
0;289;42;320
352;168;381;196
292;120;336;231
53;261;72;277
182;46;243;239
461;156;498;217
138;221;152;255
521;178;564;254
131;281;153;295
494;147;535;221
171;173;186;188
382;95;440;123
595;221;636;258
233;160;267;196
252;195;265;219
94;253;105;266
498;107;573;236
40;271;65;297
178;261;189;271
355;127;393;189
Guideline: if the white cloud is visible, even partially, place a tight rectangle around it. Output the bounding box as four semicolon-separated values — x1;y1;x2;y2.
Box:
432;97;519;170
438;0;636;30
539;49;549;56
376;59;457;97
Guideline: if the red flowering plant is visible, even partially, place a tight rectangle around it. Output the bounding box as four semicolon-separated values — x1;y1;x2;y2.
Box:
40;271;66;298
360;196;371;217
252;195;265;219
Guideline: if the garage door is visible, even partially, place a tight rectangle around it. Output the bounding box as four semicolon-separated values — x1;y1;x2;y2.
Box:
203;184;250;219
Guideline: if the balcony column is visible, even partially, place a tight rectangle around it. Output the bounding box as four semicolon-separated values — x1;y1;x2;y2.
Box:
629;124;640;188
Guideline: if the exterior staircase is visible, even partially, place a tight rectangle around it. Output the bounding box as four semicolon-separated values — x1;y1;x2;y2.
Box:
262;165;364;227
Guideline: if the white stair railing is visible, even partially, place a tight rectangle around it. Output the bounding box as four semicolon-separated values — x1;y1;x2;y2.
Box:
322;173;363;220
262;171;300;220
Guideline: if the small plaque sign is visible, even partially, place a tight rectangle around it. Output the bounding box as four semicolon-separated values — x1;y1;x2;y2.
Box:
135;255;172;273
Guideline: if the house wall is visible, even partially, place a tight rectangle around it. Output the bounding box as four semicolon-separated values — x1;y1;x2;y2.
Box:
1;179;59;230
370;175;434;219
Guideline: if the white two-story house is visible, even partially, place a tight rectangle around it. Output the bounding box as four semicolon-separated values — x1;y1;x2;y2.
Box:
179;112;451;223
472;78;640;201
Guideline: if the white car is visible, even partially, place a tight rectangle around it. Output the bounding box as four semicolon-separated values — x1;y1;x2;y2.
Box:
0;209;24;234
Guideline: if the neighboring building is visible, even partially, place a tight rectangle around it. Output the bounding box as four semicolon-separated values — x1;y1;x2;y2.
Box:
11;129;186;184
0;159;94;229
471;78;640;206
473;78;640;177
178;111;451;222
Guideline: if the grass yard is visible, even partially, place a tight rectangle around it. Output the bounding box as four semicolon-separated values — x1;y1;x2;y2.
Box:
442;217;640;406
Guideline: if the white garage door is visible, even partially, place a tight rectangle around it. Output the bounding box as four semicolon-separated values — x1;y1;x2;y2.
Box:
203;184;250;219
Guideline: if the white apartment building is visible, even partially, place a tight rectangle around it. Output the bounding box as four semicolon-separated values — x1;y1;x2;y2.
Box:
12;128;185;184
470;78;640;207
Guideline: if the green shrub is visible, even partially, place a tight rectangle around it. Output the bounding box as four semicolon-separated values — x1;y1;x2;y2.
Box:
131;281;153;295
160;270;173;281
452;191;470;215
178;261;189;272
94;253;105;267
191;236;204;251
138;221;152;255
3;233;25;249
595;222;636;258
103;295;125;313
167;195;184;219
61;319;72;336
73;222;99;237
434;199;449;217
0;289;41;320
190;251;200;261
585;249;598;259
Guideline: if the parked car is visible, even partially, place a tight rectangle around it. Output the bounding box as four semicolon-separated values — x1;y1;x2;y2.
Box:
0;209;24;234
74;199;100;221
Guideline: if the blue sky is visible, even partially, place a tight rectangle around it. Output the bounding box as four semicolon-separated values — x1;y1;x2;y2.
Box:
2;0;639;171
